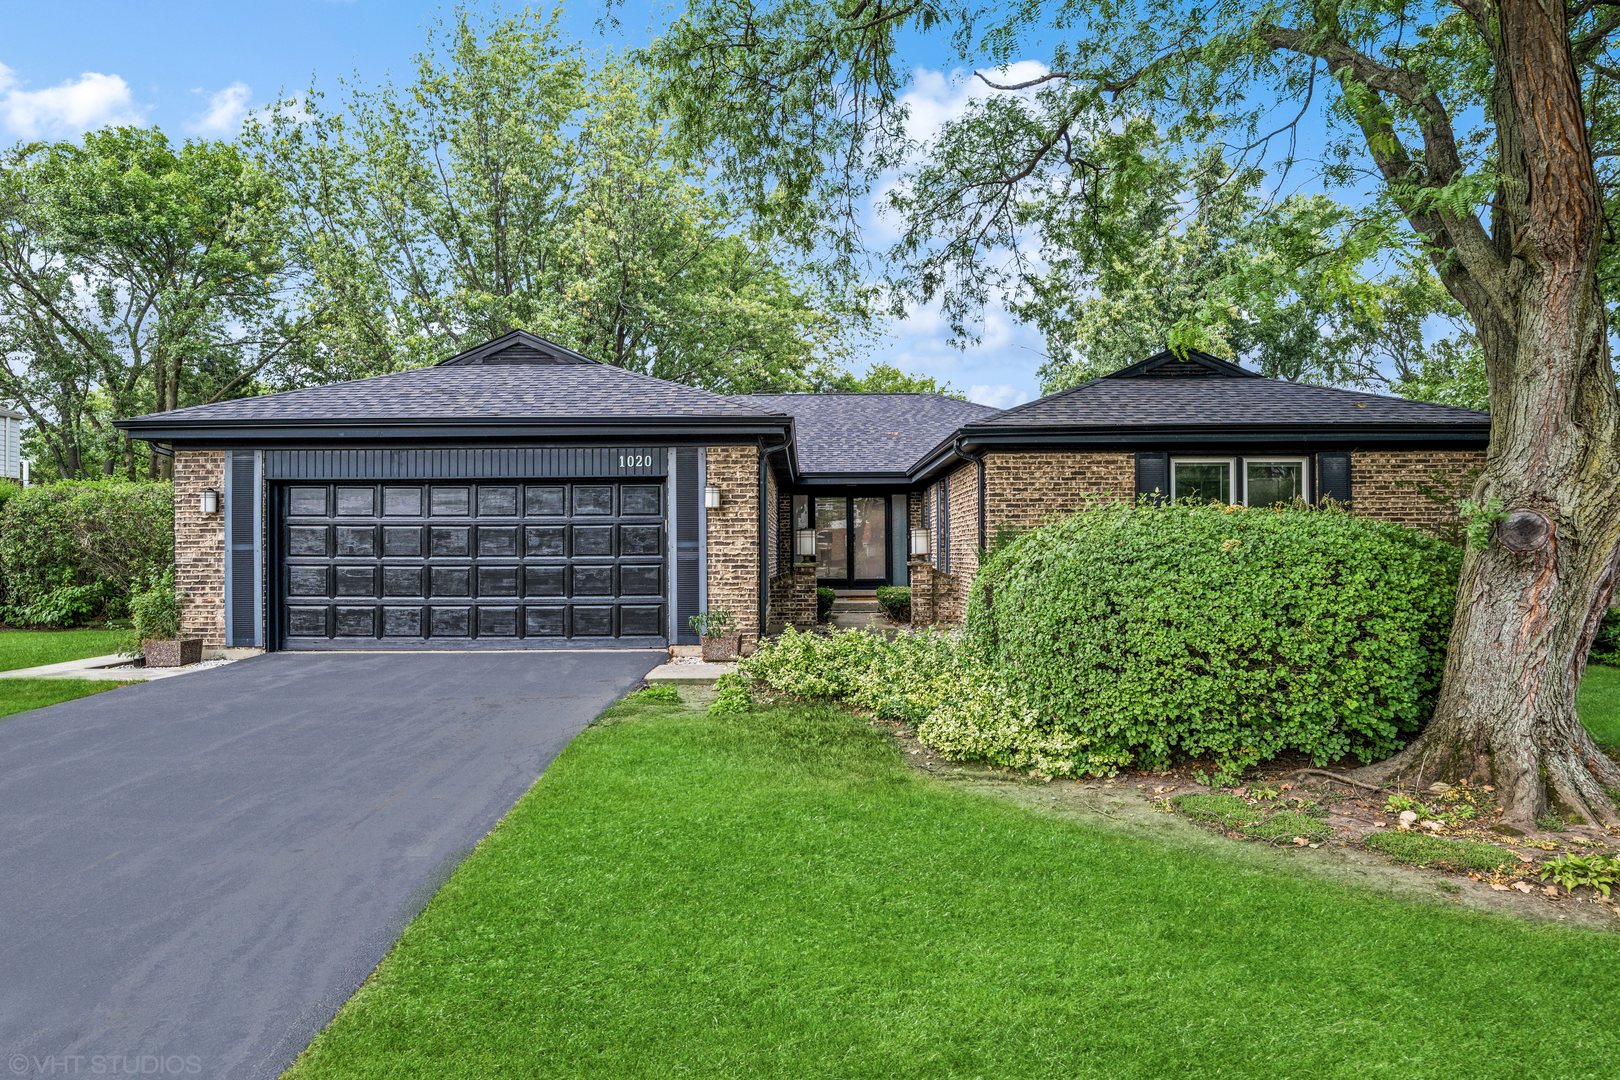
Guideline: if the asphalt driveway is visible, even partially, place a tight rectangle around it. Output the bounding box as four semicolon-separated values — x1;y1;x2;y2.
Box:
0;650;660;1079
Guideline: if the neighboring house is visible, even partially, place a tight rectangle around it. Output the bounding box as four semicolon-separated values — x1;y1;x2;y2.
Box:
115;331;1489;654
0;406;23;482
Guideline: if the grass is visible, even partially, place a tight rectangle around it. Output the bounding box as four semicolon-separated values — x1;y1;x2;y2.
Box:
1170;792;1333;843
0;628;127;672
290;698;1620;1079
1364;831;1523;873
0;677;121;718
1579;662;1620;747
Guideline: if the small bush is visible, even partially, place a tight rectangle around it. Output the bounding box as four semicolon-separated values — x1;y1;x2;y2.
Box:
0;479;172;626
1592;609;1620;666
128;567;180;641
1364;832;1517;873
875;585;911;623
967;501;1461;781
1538;853;1620;896
736;627;1132;776
816;586;836;623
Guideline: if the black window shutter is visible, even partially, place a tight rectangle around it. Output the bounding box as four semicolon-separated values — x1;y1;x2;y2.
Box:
226;451;258;647
1134;452;1170;503
675;448;701;643
937;476;950;574
1317;452;1353;506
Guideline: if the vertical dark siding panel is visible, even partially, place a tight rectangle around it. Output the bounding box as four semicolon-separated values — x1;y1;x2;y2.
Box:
1317;452;1353;505
675;448;701;644
227;451;258;647
1134;452;1170;502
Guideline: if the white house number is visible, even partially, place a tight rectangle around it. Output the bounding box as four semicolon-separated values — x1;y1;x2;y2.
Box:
619;454;655;469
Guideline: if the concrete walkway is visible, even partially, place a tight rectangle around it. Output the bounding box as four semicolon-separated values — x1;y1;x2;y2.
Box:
3;652;229;681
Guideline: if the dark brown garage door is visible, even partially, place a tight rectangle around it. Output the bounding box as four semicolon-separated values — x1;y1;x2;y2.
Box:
278;480;666;646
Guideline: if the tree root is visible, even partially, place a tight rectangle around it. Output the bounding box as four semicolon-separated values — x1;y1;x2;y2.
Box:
1282;768;1389;793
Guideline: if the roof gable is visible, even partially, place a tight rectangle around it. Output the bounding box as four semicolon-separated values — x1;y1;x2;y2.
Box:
437;329;600;367
1108;348;1260;380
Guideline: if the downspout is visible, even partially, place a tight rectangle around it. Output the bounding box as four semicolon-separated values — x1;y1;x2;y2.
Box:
759;429;795;641
945;435;988;555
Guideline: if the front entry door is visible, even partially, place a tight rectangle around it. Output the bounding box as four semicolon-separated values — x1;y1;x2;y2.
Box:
810;494;889;588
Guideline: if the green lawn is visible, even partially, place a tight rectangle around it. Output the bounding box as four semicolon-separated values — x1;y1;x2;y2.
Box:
0;628;128;672
1580;662;1620;747
291;696;1620;1079
0;677;121;718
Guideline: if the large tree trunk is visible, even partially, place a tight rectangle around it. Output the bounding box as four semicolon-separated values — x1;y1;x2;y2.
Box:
1357;0;1620;828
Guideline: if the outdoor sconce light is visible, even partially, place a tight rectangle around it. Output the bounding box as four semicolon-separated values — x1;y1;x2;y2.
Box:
704;484;722;510
795;528;817;560
910;528;932;558
199;488;220;515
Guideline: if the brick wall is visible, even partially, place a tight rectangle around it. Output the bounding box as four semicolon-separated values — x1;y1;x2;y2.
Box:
173;449;226;649
983;451;1135;531
1351;449;1485;535
705;444;761;644
767;563;818;633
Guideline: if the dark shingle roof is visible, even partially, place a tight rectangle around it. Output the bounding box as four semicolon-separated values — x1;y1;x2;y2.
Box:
736;393;1000;475
122;335;785;427
968;350;1488;431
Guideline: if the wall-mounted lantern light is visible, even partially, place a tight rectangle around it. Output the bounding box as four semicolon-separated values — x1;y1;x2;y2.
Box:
199;488;220;515
704;484;722;510
909;528;932;558
795;528;817;560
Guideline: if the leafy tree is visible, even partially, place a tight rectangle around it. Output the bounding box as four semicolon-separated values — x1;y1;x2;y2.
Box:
249;8;851;392
810;361;958;395
0;128;311;477
650;0;1620;826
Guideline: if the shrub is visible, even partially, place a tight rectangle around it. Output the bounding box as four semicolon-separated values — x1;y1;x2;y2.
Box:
1364;832;1518;873
816;586;836;622
966;501;1461;781
1538;853;1620;896
1592;609;1620;665
128;567;180;640
875;585;911;622
734;626;1132;776
0;480;173;627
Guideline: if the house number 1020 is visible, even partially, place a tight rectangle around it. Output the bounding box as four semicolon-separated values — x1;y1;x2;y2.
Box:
619;454;654;469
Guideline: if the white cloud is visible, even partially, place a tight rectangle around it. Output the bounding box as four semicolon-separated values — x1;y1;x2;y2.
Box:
187;81;253;136
898;60;1051;146
968;384;1031;409
0;61;147;138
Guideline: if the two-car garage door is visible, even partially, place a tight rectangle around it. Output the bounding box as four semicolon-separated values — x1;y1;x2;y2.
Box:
278;480;666;646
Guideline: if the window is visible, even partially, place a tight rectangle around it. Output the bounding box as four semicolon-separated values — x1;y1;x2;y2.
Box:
1168;456;1312;506
1245;458;1309;506
1171;458;1234;503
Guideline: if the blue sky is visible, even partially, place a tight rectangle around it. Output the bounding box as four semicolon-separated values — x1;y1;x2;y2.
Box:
0;1;1073;407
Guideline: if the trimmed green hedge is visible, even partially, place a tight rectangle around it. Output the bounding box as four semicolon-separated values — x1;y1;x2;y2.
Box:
0;480;173;627
875;585;911;622
965;501;1461;778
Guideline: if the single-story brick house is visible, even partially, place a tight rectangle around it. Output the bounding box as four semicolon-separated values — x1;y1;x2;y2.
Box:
116;330;1489;653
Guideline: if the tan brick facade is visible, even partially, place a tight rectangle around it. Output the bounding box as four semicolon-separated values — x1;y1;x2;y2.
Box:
983;451;1135;531
173;449;226;649
1351;449;1485;536
705;443;761;645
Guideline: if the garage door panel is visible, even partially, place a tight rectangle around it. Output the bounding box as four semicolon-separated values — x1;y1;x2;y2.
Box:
281;479;666;646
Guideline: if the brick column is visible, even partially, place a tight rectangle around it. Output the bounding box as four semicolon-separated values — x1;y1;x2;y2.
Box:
909;557;935;626
173;450;226;649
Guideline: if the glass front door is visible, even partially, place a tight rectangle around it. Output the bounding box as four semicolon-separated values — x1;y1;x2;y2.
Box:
798;494;891;587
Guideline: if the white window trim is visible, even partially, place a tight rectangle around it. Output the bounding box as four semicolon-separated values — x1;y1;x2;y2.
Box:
1170;457;1237;504
1243;456;1312;505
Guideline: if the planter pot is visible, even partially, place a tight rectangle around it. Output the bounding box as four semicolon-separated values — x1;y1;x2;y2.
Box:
701;633;741;662
143;638;202;668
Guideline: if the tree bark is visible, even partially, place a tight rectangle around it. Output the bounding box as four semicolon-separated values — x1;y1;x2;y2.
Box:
1356;0;1620;827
